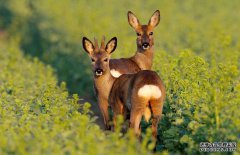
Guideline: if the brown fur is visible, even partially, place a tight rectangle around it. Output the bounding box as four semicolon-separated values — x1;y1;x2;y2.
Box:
82;37;117;129
93;73;115;129
109;70;165;138
82;10;161;130
110;10;160;74
83;37;165;138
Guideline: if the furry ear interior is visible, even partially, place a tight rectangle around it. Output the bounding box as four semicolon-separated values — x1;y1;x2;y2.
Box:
82;37;94;54
105;37;117;54
148;10;160;27
128;11;140;29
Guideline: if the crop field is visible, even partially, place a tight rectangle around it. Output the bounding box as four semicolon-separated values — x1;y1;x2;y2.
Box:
0;0;239;154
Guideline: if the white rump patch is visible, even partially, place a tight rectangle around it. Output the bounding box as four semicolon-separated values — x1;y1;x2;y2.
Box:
138;85;161;99
110;69;122;78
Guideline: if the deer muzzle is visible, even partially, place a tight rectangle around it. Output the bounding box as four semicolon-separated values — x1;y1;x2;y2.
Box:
142;42;150;50
95;68;103;76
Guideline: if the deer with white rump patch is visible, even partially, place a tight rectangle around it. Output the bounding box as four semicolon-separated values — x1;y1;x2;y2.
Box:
109;10;160;78
109;69;165;138
82;10;160;130
82;37;165;137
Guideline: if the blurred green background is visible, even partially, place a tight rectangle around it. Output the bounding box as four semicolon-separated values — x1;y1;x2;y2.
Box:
0;0;239;154
1;0;239;96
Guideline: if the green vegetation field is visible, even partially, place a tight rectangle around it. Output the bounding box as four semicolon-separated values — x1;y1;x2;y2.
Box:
0;0;239;154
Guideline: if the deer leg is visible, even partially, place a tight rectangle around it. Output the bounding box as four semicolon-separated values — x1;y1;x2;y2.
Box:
130;96;148;137
99;100;110;130
121;105;129;133
151;115;160;138
110;99;125;131
149;99;163;138
129;111;142;137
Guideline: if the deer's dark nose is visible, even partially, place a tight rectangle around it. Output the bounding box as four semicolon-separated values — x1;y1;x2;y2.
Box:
142;42;150;49
95;68;103;76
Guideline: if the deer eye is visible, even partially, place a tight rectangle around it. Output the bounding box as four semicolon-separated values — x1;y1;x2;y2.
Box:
91;58;95;62
136;33;141;36
149;32;153;35
104;58;108;62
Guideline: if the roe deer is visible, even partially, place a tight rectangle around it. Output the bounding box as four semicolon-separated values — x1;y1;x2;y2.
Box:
82;36;117;129
109;71;165;138
110;10;160;78
82;36;165;137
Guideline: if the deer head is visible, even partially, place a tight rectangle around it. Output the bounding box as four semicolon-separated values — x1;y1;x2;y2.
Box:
82;36;117;78
128;10;160;51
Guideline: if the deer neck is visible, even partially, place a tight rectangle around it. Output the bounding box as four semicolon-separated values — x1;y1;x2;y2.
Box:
133;46;154;70
94;70;115;100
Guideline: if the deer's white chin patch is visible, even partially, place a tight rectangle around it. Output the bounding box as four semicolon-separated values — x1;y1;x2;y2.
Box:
95;71;103;76
142;46;149;50
95;72;103;76
138;85;161;99
110;69;122;78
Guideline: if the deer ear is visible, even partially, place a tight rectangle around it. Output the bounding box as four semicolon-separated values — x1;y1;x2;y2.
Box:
148;10;160;27
82;37;94;54
128;11;140;29
105;37;117;54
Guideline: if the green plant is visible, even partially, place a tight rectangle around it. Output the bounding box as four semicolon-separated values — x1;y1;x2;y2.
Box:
0;42;154;154
153;50;240;153
0;0;239;154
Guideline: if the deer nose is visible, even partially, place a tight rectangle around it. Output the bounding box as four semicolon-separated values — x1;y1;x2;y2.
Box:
142;42;150;50
95;68;103;76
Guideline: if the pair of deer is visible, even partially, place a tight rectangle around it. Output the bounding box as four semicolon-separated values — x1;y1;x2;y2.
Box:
82;10;165;138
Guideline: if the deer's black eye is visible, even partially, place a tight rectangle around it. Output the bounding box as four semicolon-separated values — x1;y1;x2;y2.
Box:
149;32;153;35
136;33;141;36
104;58;108;62
91;58;95;62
